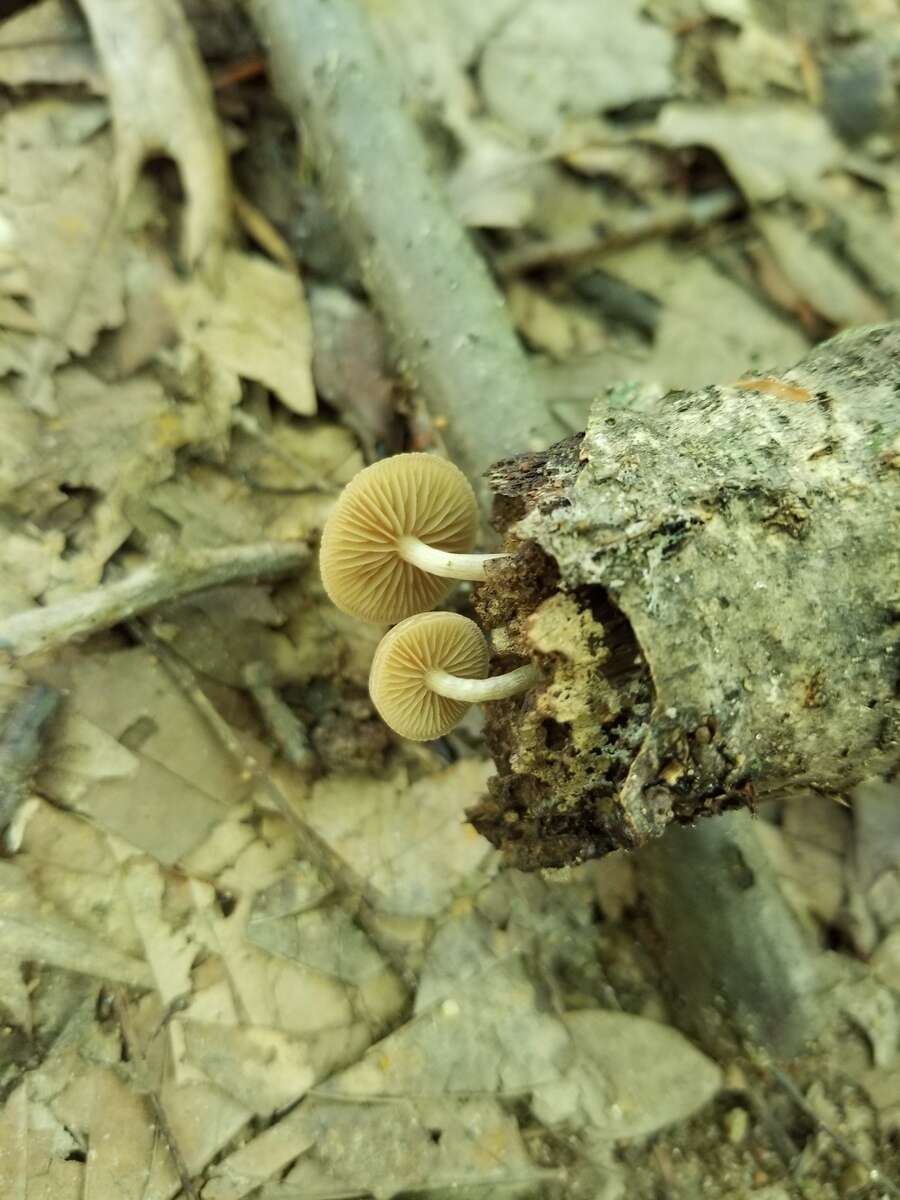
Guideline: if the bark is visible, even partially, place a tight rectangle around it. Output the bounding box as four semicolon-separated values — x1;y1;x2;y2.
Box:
243;0;565;508
470;325;900;869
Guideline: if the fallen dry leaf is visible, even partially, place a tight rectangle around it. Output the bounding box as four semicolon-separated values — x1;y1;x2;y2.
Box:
36;647;250;862
755;210;887;327
298;760;497;917
532;1009;723;1139
0;1084;84;1200
0;100;125;404
167;250;316;417
657;101;842;204
280;1094;543;1199
79;0;230;267
0;858;150;995
0;0;98;89
480;0;673;142
321;910;572;1098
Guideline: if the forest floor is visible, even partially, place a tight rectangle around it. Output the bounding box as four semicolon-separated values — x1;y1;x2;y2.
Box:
0;0;898;1197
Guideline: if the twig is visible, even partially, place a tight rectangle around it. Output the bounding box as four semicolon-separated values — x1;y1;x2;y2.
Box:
494;188;742;277
243;0;565;504
212;53;267;90
242;662;316;773
233;190;297;270
112;989;201;1200
0;685;62;835
742;1081;800;1167
0;542;307;659
768;1063;900;1197
128;619;417;994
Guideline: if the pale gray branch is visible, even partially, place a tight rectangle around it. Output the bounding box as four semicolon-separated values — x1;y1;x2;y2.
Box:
244;0;565;505
0;542;308;659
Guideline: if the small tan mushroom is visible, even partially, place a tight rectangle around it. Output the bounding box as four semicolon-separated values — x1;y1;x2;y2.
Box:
369;611;540;741
319;454;504;623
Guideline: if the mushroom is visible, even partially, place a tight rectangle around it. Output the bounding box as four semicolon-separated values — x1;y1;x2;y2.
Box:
369;611;540;741
319;454;505;623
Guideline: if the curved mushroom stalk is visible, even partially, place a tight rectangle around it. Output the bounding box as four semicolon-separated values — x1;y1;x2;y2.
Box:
320;454;505;623
427;663;541;702
397;536;506;581
369;612;539;741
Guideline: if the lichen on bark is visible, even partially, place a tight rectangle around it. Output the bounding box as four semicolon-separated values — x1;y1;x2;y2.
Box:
471;324;900;869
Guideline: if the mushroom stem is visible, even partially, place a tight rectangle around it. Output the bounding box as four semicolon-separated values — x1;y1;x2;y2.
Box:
426;663;540;703
397;536;505;581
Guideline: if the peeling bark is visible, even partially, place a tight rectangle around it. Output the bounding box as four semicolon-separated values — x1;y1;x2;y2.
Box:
471;325;900;869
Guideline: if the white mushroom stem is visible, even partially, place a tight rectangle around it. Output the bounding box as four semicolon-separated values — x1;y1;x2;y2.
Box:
397;536;506;581
426;663;541;703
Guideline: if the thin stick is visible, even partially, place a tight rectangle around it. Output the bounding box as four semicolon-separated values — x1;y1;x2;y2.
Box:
0;542;307;659
128;619;417;995
242;661;316;773
244;0;565;504
112;989;201;1200
494;188;741;276
769;1063;900;1197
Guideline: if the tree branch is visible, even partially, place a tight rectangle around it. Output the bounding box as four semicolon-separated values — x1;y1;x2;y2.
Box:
244;0;565;505
0;542;307;659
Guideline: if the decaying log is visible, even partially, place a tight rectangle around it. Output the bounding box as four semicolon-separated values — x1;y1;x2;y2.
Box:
470;324;900;869
239;0;892;1056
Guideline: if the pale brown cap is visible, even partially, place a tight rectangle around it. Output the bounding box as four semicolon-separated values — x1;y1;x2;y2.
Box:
369;612;489;740
319;454;479;623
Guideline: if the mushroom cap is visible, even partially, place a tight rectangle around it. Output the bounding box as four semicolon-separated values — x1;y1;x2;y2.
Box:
319;454;479;623
369;612;489;740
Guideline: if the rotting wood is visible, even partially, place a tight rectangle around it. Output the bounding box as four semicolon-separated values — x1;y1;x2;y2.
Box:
470;324;900;869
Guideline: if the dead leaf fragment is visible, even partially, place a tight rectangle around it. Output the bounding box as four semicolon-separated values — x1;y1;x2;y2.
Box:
0;859;150;989
79;0;230;267
480;0;673;142
532;1009;722;1139
1;100;125;399
300;761;496;917
323;912;572;1098
309;284;396;456
181;1020;370;1117
657;102;842;203
56;1066;179;1200
282;1095;541;1199
0;1;98;89
167;250;316;416
600;244;809;389
755;211;885;327
0;1084;83;1200
37;648;247;863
